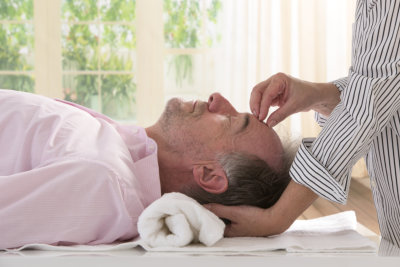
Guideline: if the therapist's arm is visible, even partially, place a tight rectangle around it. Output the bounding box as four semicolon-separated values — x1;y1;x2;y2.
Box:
205;180;318;237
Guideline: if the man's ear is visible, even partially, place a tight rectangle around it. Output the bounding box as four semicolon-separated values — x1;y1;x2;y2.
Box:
192;162;228;194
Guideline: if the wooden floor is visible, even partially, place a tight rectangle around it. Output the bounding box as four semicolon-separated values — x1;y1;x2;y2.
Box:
299;177;381;234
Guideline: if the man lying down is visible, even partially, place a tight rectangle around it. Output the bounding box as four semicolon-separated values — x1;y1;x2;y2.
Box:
0;89;292;249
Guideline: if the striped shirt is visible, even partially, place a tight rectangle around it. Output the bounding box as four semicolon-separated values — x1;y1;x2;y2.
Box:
290;0;400;246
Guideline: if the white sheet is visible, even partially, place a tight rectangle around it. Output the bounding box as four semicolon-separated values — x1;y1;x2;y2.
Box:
5;211;377;253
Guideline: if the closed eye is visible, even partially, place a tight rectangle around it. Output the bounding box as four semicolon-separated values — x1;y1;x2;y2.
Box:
225;114;232;129
237;113;250;134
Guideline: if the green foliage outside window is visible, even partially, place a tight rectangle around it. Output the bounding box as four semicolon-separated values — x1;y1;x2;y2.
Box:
62;0;136;119
164;0;222;86
0;0;34;92
0;0;33;20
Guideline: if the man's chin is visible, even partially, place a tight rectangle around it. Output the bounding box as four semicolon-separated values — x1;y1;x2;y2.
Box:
165;97;183;112
157;98;183;127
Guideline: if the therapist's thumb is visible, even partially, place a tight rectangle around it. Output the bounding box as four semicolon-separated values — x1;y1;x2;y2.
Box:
266;105;292;128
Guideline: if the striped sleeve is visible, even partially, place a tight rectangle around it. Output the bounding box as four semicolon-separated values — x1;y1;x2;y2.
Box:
314;77;349;127
291;72;400;204
290;0;400;204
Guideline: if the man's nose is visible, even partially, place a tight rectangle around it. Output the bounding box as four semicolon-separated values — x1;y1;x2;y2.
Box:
208;92;237;115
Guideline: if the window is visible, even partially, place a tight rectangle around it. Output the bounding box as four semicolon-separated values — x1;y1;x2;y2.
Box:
163;0;222;100
0;0;35;92
61;0;136;120
0;0;222;123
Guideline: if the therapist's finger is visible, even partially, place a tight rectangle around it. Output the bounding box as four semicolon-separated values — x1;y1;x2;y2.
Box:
266;100;293;128
250;79;270;118
204;204;243;237
222;222;236;237
258;79;285;121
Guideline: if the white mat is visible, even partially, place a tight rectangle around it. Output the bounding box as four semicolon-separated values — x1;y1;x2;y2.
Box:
5;211;377;253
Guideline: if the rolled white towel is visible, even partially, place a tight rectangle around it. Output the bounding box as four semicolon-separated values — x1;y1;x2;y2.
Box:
138;192;225;247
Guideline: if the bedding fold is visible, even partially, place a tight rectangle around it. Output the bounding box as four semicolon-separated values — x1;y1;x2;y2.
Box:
137;192;225;247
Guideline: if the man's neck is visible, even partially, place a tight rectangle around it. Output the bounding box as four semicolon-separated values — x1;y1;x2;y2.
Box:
145;125;193;194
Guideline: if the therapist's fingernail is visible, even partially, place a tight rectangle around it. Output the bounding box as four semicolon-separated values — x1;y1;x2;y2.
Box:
252;109;258;117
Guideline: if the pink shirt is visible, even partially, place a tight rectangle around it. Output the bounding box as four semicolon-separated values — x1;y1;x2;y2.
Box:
0;90;161;249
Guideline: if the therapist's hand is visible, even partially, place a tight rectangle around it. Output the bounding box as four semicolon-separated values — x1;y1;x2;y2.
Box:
204;204;288;237
250;73;340;127
205;181;319;237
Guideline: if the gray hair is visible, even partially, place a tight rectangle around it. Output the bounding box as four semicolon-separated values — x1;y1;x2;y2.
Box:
183;145;295;209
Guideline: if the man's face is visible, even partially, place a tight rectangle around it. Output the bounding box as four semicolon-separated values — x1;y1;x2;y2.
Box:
157;93;284;170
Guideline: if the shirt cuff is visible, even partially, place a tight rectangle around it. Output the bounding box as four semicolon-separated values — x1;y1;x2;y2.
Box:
314;112;328;128
289;138;348;204
313;78;347;128
331;77;348;92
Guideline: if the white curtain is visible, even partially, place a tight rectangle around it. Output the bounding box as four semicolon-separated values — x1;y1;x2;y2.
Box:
213;0;356;137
